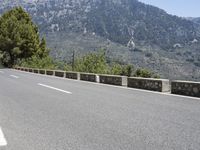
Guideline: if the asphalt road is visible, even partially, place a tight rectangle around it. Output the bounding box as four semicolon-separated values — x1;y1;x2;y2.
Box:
0;69;200;150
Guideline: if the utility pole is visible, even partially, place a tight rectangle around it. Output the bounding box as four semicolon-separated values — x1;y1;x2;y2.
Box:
72;50;75;71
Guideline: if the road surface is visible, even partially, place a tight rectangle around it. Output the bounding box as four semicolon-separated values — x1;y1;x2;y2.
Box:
0;69;200;150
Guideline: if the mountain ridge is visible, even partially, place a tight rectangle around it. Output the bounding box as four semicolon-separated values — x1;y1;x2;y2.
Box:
0;0;200;80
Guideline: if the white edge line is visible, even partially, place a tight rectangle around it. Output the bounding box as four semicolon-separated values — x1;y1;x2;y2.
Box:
38;83;72;94
13;69;200;100
10;75;19;79
0;127;7;146
114;86;200;100
162;92;200;100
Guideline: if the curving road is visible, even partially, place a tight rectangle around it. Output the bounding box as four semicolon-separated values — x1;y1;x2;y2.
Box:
0;69;200;150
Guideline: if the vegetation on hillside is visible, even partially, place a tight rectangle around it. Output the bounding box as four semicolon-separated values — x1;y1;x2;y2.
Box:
74;51;108;74
73;51;158;78
18;49;158;78
1;1;200;80
19;55;56;69
0;7;158;78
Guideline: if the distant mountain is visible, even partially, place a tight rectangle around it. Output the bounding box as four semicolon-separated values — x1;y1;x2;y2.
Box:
0;0;200;80
191;17;200;25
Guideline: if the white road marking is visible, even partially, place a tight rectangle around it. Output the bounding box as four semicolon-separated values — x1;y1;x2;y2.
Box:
38;83;72;94
162;92;200;99
0;71;4;74
10;75;19;79
0;127;7;146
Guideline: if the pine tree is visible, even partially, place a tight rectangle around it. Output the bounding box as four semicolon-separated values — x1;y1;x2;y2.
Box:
0;7;48;67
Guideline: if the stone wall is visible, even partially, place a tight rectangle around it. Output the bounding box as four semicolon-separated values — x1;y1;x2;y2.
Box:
99;75;127;86
55;71;65;77
128;77;170;92
39;69;45;75
33;69;39;73
46;70;54;76
80;73;97;82
171;81;200;97
15;67;200;98
66;71;80;80
29;68;33;72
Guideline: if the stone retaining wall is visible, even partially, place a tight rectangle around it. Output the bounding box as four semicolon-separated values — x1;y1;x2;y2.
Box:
33;69;39;73
29;68;33;72
15;67;200;98
66;71;80;80
55;71;65;77
80;73;97;82
128;77;170;92
99;75;127;86
171;81;200;97
39;69;45;75
46;70;54;76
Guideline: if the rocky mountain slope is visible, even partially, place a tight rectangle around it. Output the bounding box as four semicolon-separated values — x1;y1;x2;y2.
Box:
191;17;200;25
0;0;200;80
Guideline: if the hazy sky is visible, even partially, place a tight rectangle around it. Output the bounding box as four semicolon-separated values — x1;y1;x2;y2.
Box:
139;0;200;17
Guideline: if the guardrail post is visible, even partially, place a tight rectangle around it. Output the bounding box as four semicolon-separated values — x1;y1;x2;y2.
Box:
63;71;66;78
122;76;128;87
96;75;100;83
77;72;80;80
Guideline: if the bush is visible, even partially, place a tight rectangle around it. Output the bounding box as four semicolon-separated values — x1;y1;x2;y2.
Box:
122;64;134;77
110;64;134;77
134;68;153;78
19;56;56;69
74;51;108;74
110;63;123;75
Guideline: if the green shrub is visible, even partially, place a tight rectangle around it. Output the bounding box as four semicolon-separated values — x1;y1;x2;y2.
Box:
74;51;108;74
134;68;153;78
110;64;134;77
19;56;56;69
